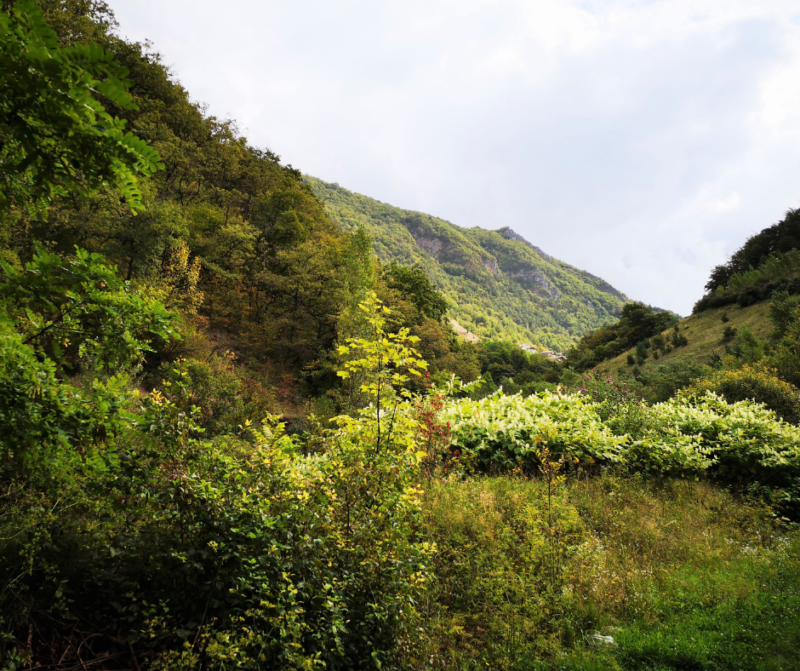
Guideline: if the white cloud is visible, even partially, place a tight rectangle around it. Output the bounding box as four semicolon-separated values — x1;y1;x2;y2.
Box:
110;0;800;315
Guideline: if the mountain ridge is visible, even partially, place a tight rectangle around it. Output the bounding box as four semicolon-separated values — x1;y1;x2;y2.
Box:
306;176;628;350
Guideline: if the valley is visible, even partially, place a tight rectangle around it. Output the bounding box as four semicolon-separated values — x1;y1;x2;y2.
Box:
1;3;800;671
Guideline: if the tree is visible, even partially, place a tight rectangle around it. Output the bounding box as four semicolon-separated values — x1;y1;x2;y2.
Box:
1;246;176;372
0;0;162;211
336;293;427;449
382;261;448;323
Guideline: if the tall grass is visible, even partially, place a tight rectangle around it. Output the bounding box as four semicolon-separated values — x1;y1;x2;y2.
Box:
407;474;800;670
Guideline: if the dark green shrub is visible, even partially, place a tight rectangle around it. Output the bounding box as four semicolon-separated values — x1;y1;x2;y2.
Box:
671;325;689;347
687;365;800;424
641;359;708;402
726;324;765;363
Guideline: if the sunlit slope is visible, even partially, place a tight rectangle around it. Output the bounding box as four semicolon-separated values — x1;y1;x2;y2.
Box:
307;176;627;350
596;301;774;376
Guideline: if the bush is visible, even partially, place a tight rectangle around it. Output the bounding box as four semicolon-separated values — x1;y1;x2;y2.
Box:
442;391;626;472
638;359;708;403
648;392;800;499
0;297;434;669
686;365;800;425
442;387;800;511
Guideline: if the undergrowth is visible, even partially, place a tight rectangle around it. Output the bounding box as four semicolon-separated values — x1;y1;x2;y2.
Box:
411;474;800;671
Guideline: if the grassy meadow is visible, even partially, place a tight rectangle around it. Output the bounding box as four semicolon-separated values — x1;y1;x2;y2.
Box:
413;475;800;671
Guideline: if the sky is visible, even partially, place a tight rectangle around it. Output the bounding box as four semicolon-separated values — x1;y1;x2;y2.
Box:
111;0;800;316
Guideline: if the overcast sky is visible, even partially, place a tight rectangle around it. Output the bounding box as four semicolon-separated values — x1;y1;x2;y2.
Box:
111;0;800;315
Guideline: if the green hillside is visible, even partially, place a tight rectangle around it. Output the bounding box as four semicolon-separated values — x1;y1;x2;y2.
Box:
307;177;627;351
596;301;773;377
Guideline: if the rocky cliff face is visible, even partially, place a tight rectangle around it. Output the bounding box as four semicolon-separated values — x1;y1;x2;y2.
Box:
409;231;444;258
507;268;561;299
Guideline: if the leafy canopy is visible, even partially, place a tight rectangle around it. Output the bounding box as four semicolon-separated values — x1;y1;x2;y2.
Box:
0;246;177;373
0;0;163;211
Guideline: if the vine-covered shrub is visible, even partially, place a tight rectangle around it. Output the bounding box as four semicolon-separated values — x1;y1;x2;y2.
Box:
685;365;800;425
0;366;432;670
441;391;626;472
442;390;800;509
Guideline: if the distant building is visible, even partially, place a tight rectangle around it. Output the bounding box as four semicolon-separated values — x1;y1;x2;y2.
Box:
520;343;566;362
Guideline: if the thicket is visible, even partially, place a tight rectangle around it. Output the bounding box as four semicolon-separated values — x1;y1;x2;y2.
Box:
0;293;436;669
442;386;800;511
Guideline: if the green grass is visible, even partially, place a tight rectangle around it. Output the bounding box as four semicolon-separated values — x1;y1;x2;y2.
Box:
409;474;800;671
597;302;774;378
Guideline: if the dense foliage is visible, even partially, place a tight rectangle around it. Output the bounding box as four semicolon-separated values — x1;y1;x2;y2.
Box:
695;249;800;313
442;391;625;471
3;0;350;375
705;208;800;294
472;340;568;397
0;4;432;667
686;364;800;425
696;208;800;313
0;0;162;211
442;388;800;509
1;288;434;669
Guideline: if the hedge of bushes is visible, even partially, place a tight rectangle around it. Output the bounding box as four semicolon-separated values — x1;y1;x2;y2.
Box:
443;390;800;511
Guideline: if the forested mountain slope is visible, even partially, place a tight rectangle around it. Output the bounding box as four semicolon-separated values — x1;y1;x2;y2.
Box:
307;177;627;351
